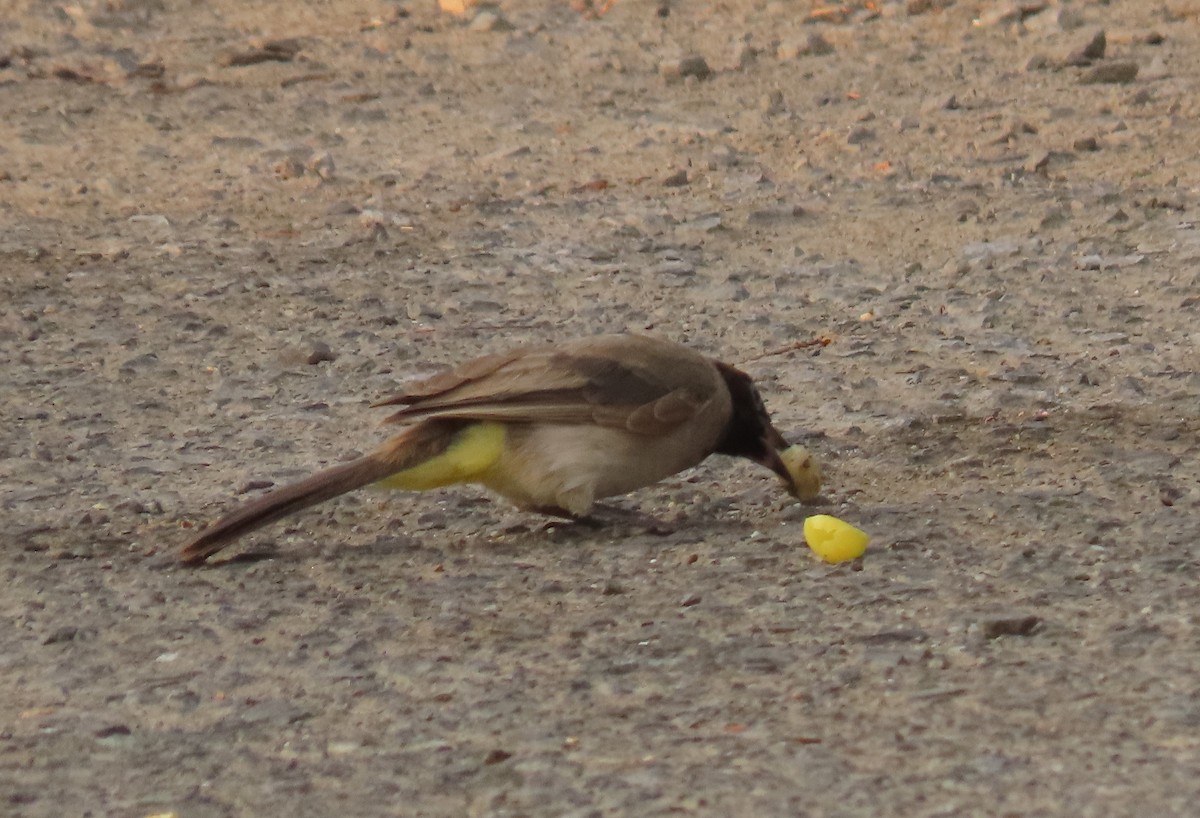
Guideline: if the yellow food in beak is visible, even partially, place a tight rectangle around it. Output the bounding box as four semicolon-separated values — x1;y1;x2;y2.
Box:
780;444;822;501
803;514;869;563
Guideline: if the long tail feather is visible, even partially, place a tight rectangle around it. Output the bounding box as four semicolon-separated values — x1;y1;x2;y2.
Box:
180;421;459;565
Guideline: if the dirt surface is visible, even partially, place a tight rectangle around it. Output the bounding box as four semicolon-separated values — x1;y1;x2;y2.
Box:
4;0;1200;815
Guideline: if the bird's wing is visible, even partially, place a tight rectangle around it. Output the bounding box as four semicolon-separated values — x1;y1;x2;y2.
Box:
374;335;723;436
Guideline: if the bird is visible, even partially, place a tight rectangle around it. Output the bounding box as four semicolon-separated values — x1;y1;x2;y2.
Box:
180;333;821;564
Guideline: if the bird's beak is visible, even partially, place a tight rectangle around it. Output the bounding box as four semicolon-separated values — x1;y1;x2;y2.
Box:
758;428;798;494
758;427;822;501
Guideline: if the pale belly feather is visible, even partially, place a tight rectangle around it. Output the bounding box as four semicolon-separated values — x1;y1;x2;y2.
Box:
477;420;724;516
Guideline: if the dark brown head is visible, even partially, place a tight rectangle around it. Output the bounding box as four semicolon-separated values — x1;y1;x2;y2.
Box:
712;361;802;497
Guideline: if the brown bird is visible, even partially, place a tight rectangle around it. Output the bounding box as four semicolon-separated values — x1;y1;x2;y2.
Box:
180;334;821;564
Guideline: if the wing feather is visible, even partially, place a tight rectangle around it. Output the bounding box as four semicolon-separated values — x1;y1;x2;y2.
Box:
373;335;723;437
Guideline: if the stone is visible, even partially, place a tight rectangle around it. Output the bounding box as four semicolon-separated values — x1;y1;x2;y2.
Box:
1080;61;1139;84
1064;29;1106;66
660;55;712;82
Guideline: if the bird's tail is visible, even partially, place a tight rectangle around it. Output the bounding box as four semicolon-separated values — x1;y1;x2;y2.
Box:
180;421;461;565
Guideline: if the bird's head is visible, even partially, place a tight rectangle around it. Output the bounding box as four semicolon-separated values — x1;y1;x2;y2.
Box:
713;361;821;501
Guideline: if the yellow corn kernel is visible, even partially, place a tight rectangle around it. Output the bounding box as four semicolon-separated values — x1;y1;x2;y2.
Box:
781;444;822;501
803;514;869;563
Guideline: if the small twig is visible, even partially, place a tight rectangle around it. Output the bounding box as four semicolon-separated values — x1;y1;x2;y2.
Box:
743;336;832;363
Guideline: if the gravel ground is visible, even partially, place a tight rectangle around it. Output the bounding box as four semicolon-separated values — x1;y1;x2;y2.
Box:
3;1;1200;816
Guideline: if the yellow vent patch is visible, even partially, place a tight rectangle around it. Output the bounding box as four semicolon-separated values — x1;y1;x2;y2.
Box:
376;422;507;491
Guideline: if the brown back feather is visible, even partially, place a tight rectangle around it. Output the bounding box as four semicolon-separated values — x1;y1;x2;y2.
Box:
373;335;721;437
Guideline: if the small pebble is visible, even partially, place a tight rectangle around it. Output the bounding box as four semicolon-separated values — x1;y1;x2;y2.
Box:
307;152;335;180
921;93;958;113
306;341;336;365
468;8;513;32
659;55;711;82
732;42;757;70
1080;61;1139;84
760;90;785;115
661;169;689;187
847;126;875;145
1064;29;1106;66
979;614;1042;639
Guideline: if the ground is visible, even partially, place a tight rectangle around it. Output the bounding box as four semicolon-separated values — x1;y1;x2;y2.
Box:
3;0;1200;815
